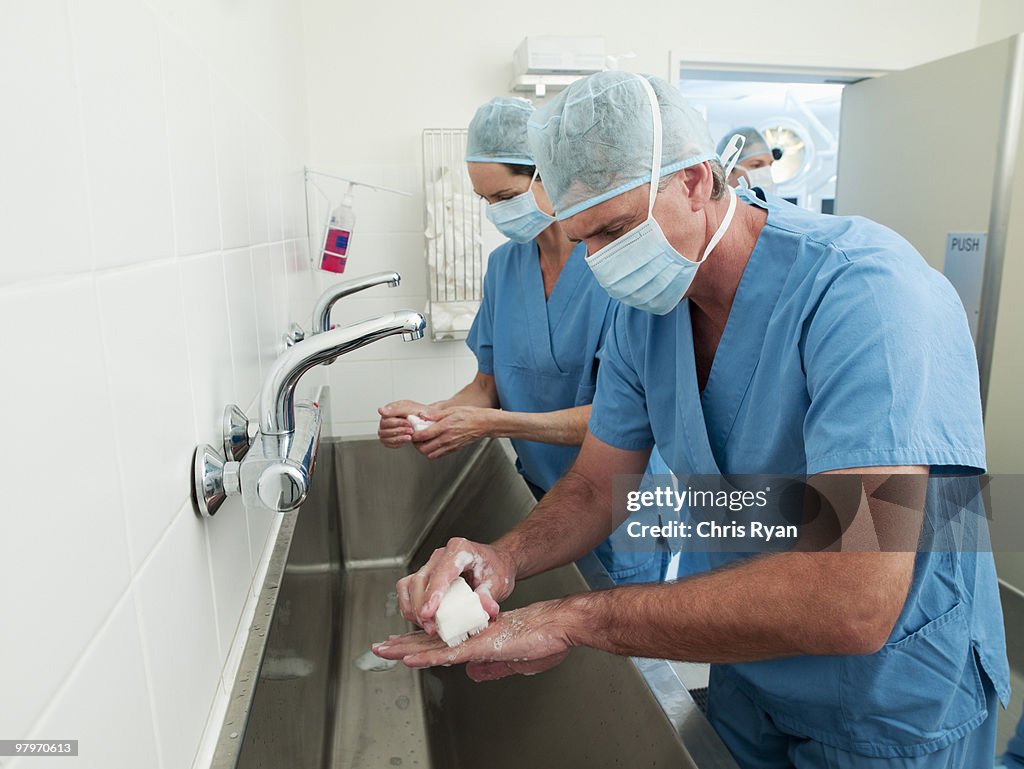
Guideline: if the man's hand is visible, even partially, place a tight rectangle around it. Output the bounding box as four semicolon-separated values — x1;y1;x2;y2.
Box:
372;600;573;682
411;406;493;459
395;537;518;635
377;400;428;448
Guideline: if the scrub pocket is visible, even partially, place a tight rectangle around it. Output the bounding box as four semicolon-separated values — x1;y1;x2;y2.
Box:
839;601;987;757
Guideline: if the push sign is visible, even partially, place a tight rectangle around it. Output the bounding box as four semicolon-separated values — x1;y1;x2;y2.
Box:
943;232;987;341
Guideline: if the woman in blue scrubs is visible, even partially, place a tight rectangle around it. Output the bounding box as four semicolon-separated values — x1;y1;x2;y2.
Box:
377;97;670;584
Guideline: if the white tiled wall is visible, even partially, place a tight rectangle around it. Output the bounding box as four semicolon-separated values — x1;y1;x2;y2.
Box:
0;2;313;767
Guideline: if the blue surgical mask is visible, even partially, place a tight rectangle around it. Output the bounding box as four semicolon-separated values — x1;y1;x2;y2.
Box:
485;171;555;243
586;76;738;315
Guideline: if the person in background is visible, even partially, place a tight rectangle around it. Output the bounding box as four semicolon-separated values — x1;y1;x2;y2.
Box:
375;72;1009;769
377;96;671;585
716;126;782;193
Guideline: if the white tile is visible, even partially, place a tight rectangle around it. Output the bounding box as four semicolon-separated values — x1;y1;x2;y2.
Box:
69;0;174;269
453;353;480;387
328;230;427;299
211;79;250;250
135;505;220;769
223;248;260;406
97;262;197;568
0;278;130;738
355;175;421;235
147;0;222;60
282;154;306;241
179;253;236;449
269;242;289;339
264;127;285;244
244;116;269;244
250;245;281;380
203;495;253;659
325;358;394;423
284;239;317;322
160;27;221;258
391;357;454;405
0;1;92;284
24;594;159;769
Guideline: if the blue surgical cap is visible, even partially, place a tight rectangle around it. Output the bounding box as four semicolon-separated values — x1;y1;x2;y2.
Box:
527;72;717;220
466;97;536;166
716;127;774;163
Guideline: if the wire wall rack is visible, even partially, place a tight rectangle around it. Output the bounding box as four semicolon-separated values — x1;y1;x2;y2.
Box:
422;129;484;341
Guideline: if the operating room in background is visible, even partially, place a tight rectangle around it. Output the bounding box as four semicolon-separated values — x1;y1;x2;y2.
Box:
679;74;846;214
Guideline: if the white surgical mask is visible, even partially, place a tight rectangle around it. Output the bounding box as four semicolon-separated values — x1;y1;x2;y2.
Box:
743;165;775;194
485;170;555;243
586;76;737;315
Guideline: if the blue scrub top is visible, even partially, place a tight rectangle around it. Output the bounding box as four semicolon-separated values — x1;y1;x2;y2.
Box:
588;189;1010;758
468;239;613;491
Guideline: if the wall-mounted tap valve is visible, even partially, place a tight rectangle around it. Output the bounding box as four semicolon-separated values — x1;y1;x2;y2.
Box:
192;309;426;518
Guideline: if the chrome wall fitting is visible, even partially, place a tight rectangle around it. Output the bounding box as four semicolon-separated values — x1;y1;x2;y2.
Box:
223;404;251;461
192;310;426;518
193;444;228;517
282;322;306;349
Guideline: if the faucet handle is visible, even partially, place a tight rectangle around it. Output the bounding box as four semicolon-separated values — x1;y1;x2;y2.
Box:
192;444;238;517
222;404;250;461
282;322;305;349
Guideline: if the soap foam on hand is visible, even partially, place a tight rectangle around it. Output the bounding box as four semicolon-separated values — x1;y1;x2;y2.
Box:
435;577;490;648
407;414;435;432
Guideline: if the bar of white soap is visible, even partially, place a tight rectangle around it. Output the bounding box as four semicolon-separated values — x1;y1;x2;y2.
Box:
435;577;489;647
407;414;435;432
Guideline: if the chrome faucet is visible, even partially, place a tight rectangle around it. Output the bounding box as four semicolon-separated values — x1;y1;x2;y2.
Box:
284;271;403;349
262;309;423;435
311;271;401;335
193;310;426;517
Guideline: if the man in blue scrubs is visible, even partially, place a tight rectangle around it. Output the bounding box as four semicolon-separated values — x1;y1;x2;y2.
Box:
374;73;1009;767
377;97;671;584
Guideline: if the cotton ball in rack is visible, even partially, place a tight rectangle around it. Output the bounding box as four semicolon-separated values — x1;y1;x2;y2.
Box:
435;577;490;647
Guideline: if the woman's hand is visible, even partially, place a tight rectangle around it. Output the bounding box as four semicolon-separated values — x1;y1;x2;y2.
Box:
411;406;495;459
377;400;428;448
372;600;574;682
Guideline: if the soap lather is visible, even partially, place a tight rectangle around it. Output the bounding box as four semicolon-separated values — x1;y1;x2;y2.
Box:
435;577;490;647
407;414;435;432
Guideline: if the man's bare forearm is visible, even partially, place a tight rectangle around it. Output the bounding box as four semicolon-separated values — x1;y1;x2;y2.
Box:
561;550;916;662
494;468;614;579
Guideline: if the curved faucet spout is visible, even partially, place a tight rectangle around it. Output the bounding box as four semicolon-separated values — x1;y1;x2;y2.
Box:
312;271;401;334
260;310;425;435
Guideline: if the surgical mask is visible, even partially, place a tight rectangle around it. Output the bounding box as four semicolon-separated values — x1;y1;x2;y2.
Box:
586;77;738;315
743;165;775;194
485;170;555;243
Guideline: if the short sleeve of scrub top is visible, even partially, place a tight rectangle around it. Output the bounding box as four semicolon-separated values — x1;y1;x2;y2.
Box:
588;304;655;452
466;266;496;376
801;249;987;476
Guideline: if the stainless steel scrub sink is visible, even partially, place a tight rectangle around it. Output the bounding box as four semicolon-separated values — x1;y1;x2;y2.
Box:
212;436;737;769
